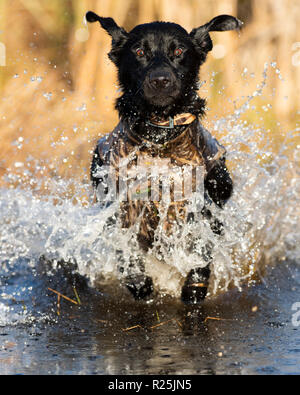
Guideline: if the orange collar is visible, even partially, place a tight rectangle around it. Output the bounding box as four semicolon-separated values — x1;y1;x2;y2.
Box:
146;113;196;129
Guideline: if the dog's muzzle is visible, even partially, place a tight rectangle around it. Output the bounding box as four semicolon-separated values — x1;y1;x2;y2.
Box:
148;70;174;90
144;69;179;105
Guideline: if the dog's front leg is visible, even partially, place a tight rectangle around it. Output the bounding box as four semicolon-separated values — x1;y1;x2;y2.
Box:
125;273;154;300
204;158;233;209
181;159;233;303
181;242;212;303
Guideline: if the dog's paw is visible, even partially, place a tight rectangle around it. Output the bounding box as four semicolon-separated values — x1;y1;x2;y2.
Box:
181;267;210;304
125;275;154;300
181;283;208;304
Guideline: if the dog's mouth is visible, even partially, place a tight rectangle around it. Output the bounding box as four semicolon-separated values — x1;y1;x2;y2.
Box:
144;92;179;107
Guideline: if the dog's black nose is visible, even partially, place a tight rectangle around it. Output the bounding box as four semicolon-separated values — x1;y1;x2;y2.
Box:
149;71;172;90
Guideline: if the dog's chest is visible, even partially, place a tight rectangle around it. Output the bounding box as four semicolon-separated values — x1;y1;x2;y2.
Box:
125;127;205;198
128;127;205;169
118;128;204;245
95;121;223;249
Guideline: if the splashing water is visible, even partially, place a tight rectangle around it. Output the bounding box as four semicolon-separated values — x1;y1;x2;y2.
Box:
0;64;299;326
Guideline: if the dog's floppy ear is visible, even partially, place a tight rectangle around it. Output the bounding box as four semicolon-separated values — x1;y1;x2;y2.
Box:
85;11;128;63
190;15;243;64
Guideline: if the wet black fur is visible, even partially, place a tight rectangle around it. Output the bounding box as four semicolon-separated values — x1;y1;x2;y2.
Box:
86;11;241;302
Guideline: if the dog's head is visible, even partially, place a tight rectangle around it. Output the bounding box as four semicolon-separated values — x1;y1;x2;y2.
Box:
86;11;242;113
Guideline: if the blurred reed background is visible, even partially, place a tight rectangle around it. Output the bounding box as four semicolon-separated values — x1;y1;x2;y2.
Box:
0;0;299;194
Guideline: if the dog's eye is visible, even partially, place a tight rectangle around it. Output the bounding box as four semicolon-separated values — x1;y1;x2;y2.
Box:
174;48;183;57
136;48;145;57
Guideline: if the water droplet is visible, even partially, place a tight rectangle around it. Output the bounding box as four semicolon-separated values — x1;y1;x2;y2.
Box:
43;92;52;101
76;103;87;111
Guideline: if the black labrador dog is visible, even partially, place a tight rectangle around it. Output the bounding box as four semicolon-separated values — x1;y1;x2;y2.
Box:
86;11;241;303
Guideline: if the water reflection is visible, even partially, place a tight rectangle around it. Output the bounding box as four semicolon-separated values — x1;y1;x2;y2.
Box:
1;262;299;375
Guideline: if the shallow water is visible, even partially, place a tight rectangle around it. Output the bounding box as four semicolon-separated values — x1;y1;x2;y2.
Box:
0;181;299;375
0;260;299;375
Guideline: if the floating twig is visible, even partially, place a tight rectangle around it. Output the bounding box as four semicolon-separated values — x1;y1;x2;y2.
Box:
72;286;81;305
203;316;233;323
122;324;144;332
120;313;234;334
122;319;182;332
96;319;109;324
150;318;176;330
175;320;182;328
156;310;160;322
57;294;61;316
48;287;78;305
